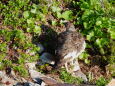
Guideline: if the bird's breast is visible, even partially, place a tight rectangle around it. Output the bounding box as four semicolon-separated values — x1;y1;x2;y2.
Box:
63;51;77;60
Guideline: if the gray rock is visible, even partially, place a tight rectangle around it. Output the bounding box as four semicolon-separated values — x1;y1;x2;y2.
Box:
40;52;55;65
15;82;41;86
14;82;22;86
28;68;59;86
0;71;16;86
40;77;58;85
53;83;77;86
107;78;115;86
72;70;88;82
29;69;45;79
26;62;59;86
24;82;41;86
25;62;36;70
28;69;46;85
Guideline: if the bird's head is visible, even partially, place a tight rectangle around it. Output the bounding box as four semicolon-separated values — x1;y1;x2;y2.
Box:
64;22;76;32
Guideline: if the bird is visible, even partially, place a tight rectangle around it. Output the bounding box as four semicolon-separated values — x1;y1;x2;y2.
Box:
55;22;86;73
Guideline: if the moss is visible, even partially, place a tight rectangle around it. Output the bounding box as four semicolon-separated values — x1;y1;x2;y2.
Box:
13;65;29;77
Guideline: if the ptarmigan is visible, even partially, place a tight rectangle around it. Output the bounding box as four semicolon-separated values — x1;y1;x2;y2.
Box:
56;22;86;72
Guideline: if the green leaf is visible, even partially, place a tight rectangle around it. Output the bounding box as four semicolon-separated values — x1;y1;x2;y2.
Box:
80;1;89;10
83;22;88;29
96;77;108;86
32;4;37;9
96;21;102;26
96;38;102;47
27;28;31;32
79;52;89;60
108;28;115;39
62;10;73;20
27;19;34;24
86;31;94;41
85;59;90;64
51;6;61;12
96;38;109;48
111;32;115;39
34;25;41;34
23;11;29;18
0;43;7;52
31;9;37;14
57;12;62;18
52;20;57;26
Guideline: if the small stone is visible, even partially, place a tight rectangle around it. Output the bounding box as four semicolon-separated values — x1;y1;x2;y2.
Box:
28;69;45;83
25;62;36;70
24;82;41;86
0;71;16;86
107;79;115;86
28;69;47;86
29;69;45;78
33;78;43;84
26;49;35;56
54;83;77;86
21;78;27;83
40;52;55;65
28;68;59;86
14;82;23;86
40;77;58;85
73;70;88;82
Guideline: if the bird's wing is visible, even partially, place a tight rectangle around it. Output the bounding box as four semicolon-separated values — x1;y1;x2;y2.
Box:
56;31;85;58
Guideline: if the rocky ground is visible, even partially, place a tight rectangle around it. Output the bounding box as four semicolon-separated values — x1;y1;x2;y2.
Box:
0;62;114;86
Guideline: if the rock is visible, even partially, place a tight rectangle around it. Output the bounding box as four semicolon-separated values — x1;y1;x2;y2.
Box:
79;84;96;86
24;82;41;86
26;62;46;85
29;69;45;79
40;81;46;86
26;62;59;86
0;71;16;86
40;52;55;65
28;67;59;85
25;62;36;70
14;82;23;86
50;83;77;86
26;49;36;56
36;43;44;54
107;79;115;86
73;60;87;81
72;70;88;82
26;62;45;79
28;69;58;85
28;69;46;85
37;61;46;66
15;82;41;86
40;77;58;85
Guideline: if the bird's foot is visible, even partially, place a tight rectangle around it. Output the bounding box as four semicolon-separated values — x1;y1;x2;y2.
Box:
65;62;74;73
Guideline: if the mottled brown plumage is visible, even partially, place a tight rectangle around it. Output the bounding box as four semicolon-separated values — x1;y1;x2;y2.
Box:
56;22;86;72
